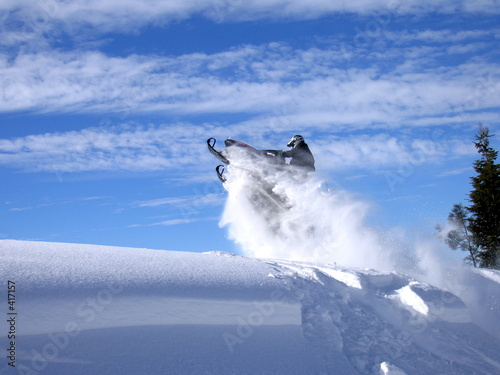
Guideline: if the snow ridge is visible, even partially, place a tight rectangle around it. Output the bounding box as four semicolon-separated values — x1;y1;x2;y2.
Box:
1;240;499;375
270;260;500;375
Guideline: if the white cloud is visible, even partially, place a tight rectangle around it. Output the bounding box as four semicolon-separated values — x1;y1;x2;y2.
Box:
446;42;489;55
385;29;498;44
0;123;217;173
137;194;224;208
0;121;476;175
313;132;476;172
1;11;499;177
155;218;198;226
129;216;219;227
1;41;499;128
8;196;109;212
436;166;473;177
154;216;219;226
1;0;499;44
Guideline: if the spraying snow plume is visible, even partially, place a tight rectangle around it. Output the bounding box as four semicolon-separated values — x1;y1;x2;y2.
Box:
219;150;396;271
214;141;460;278
218;149;500;340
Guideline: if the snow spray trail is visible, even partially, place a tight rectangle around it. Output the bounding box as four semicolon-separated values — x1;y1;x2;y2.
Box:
219;152;396;271
218;152;500;341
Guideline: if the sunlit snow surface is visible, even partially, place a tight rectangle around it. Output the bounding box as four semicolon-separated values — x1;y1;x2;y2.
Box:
1;240;499;375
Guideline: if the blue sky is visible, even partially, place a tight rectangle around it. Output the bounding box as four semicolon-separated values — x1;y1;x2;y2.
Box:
1;0;499;253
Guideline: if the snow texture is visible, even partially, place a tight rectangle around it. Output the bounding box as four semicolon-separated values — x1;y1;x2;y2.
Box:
1;240;500;375
2;145;500;374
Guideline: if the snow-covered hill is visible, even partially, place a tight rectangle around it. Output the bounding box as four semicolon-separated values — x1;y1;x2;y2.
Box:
1;240;499;375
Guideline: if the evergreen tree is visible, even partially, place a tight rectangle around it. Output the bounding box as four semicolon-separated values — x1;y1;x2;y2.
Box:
436;204;479;267
468;125;500;268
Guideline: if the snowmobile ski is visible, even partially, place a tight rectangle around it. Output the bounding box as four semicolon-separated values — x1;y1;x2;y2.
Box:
207;138;230;165
216;165;226;183
207;137;292;216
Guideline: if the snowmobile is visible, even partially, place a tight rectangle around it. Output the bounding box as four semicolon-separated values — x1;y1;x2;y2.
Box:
207;138;289;212
208;138;322;238
207;138;285;182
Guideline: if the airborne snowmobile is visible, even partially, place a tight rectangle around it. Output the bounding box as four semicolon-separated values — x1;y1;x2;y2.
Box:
208;137;321;238
207;138;290;213
207;138;286;181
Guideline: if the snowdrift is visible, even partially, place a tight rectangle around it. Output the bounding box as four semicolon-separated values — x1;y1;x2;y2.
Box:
1;240;499;375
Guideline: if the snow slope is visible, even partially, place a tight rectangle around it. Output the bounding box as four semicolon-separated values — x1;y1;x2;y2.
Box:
1;240;499;375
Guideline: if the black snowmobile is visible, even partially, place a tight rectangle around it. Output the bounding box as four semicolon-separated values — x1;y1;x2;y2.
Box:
207;138;289;212
207;138;285;182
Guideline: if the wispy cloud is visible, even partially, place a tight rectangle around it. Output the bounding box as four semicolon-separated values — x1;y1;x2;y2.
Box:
2;0;498;41
0;123;218;173
136;194;224;208
153;216;218;226
129;216;218;227
1;8;498;178
313;133;475;172
8;196;110;211
385;28;499;44
1;39;499;126
0;122;476;175
435;166;473;177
